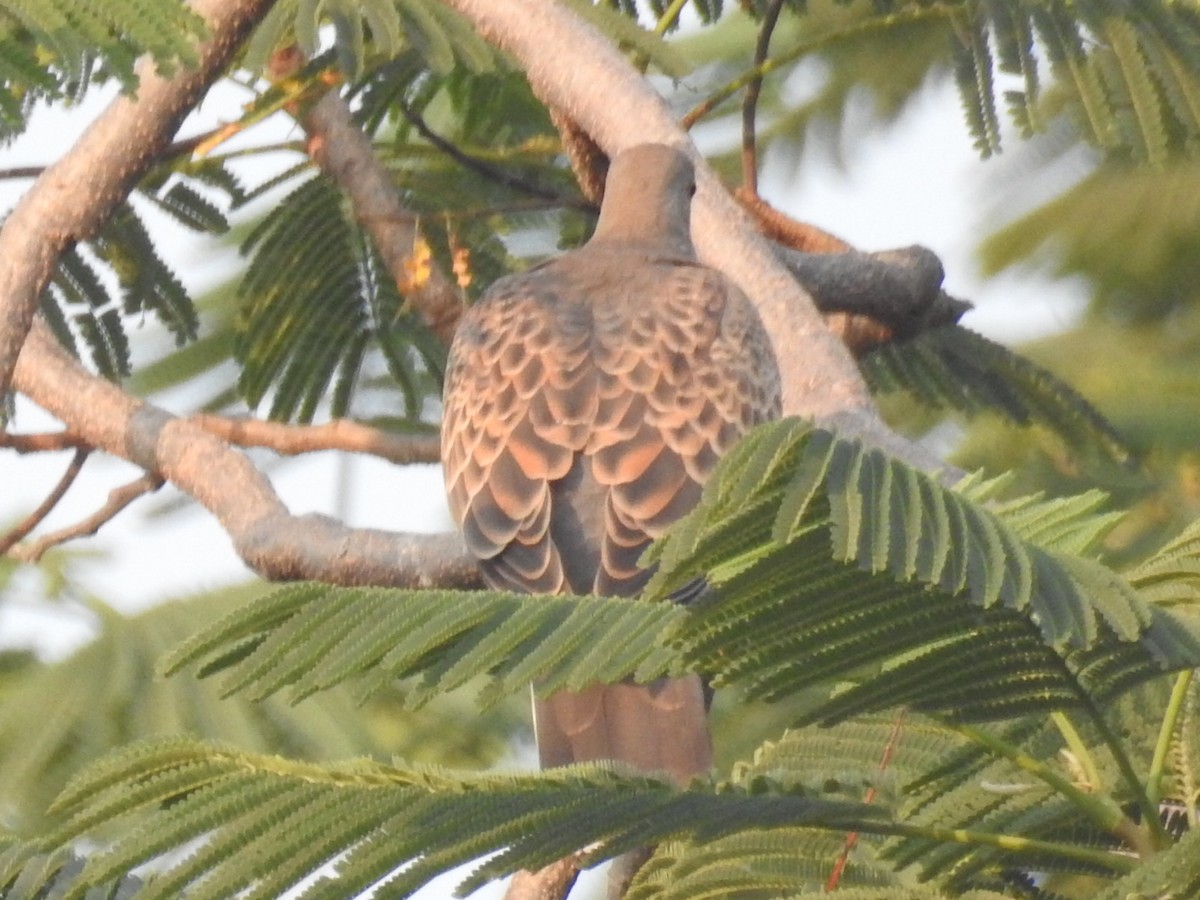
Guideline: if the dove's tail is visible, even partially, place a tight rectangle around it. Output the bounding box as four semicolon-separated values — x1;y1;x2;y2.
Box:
532;676;712;787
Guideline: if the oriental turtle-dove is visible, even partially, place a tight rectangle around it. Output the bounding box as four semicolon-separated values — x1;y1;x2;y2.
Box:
441;143;782;786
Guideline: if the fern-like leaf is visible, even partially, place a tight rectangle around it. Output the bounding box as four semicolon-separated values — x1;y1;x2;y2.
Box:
644;420;1199;724
160;584;685;707
165;422;1200;734
0;0;203;139
6;738;883;900
861;324;1137;470
236;174;443;422
0;588;390;831
241;0;499;77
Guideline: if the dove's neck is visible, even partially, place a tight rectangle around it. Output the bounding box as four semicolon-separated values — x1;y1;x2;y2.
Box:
589;189;696;259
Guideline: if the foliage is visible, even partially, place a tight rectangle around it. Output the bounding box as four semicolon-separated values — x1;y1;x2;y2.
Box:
0;582;520;836
861;324;1137;475
0;0;203;140
9;420;1196;897
0;739;886;900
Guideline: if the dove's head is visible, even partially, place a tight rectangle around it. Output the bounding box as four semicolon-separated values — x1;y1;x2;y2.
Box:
590;144;696;257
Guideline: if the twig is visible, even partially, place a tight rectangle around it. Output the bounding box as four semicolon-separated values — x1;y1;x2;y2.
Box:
0;448;90;556
0;431;90;453
653;0;690;35
741;0;787;196
0;129;231;184
11;472;164;563
681;4;951;130
826;710;906;891
396;101;591;210
0;167;45;181
190;414;441;465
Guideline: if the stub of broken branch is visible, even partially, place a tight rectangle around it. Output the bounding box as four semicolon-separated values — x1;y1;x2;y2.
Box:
735;189;971;355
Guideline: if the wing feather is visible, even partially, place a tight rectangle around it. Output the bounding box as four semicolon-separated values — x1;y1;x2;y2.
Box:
442;254;780;598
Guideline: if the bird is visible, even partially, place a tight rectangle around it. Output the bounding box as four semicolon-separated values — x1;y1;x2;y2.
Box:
440;143;781;788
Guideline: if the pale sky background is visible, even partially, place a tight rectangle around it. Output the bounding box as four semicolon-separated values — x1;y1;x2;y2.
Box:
0;44;1091;899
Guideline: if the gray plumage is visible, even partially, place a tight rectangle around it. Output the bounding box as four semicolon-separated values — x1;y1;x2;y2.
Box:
441;143;781;785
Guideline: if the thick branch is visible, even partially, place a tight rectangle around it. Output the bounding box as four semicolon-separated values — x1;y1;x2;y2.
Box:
776;245;969;343
12;321;481;589
441;0;939;469
0;0;277;397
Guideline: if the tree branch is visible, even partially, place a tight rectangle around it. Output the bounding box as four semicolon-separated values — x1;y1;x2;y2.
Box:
504;858;582;900
741;0;786;196
395;100;589;211
9;472;164;563
189;414;442;465
0;448;90;556
1;431;90;453
440;0;942;470
0;0;278;398
12;321;481;589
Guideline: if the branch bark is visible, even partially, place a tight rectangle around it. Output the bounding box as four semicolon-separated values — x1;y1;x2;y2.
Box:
12;321;481;589
190;415;442;465
0;0;278;397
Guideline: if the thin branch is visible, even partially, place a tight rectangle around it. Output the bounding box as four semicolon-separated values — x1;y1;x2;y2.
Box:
0;0;278;398
1;431;90;453
826;711;906;891
0;448;90;556
741;0;786;196
10;473;164;563
190;414;442;465
0;167;45;181
13;320;482;589
681;4;951;130
653;0;690;35
953;721;1154;858
1148;670;1194;810
395;101;591;210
